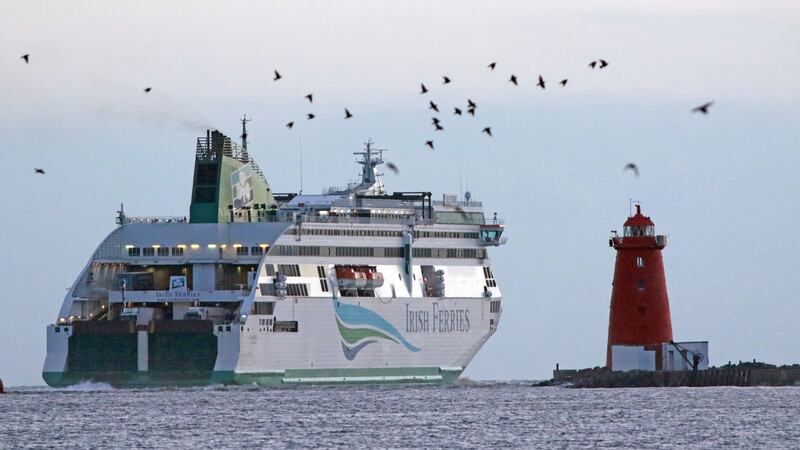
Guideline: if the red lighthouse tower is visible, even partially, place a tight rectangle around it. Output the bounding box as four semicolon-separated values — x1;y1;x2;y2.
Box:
606;204;673;368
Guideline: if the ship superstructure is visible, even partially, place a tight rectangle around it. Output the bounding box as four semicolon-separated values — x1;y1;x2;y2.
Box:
43;127;506;386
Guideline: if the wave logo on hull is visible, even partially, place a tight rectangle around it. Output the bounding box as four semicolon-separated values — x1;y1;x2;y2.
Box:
333;299;421;360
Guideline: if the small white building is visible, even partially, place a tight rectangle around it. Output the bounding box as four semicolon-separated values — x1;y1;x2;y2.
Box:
611;341;709;372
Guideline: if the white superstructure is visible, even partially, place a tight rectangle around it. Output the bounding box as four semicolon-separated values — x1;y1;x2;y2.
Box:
44;134;506;386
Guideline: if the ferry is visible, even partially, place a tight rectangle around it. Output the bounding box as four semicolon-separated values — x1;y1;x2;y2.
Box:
43;123;506;386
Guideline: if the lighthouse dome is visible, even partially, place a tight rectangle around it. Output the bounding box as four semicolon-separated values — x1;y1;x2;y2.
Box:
623;204;655;237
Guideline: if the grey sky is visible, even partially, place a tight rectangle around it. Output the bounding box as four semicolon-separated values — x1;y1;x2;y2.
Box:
1;1;799;385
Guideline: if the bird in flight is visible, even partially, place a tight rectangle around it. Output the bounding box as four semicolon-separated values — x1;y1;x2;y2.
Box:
344;108;353;119
488;62;496;70
305;94;313;103
691;101;714;114
20;54;30;64
429;101;439;112
442;76;451;84
453;107;462;115
537;75;545;89
467;107;476;117
143;87;152;93
623;163;639;177
589;61;597;69
434;123;444;131
286;121;294;129
432;117;441;125
420;83;428;94
599;59;609;69
454;206;469;221
467;99;476;109
560;79;568;86
482;127;492;137
273;70;282;81
509;75;518;86
386;162;399;174
306;113;315;120
34;168;45;174
425;140;434;150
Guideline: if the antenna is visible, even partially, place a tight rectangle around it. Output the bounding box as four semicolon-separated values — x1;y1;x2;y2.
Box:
299;136;304;194
459;169;463;201
240;114;251;151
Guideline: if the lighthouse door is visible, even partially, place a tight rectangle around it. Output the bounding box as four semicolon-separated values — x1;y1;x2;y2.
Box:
668;350;675;371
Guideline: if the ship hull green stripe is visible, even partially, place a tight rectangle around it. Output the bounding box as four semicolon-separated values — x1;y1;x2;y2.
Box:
43;367;462;387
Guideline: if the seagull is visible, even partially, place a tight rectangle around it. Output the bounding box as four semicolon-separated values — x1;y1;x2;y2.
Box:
273;70;282;81
482;127;492;137
467;99;476;109
434;123;443;131
453;107;462;115
560;79;568;86
599;59;609;69
143;87;152;93
589;61;597;69
286;121;294;129
344;108;352;119
509;75;518;86
386;162;399;174
691;101;714;114
467;107;476;117
425;140;434;150
623;163;639;177
429;101;439;112
488;62;496;70
34;168;45;174
442;76;451;84
305;94;313;103
306;113;315;120
21;54;30;64
432;117;441;125
454;206;469;220
537;75;545;89
420;83;428;94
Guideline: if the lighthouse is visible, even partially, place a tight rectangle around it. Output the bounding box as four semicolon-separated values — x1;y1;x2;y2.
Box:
606;204;708;371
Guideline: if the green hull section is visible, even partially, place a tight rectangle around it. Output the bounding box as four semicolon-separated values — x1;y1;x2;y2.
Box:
44;367;462;388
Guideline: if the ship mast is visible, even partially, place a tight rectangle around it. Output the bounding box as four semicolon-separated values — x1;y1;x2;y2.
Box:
353;139;386;195
240;114;251;159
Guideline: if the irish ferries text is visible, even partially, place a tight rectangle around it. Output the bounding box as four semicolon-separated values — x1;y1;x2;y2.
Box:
405;303;470;333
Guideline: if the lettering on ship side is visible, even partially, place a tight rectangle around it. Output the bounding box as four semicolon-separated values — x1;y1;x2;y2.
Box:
405;303;470;333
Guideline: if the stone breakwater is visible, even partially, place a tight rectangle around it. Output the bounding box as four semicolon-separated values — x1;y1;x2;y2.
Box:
540;363;800;388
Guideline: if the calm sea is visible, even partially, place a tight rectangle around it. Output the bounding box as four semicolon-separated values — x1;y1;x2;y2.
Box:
1;382;799;448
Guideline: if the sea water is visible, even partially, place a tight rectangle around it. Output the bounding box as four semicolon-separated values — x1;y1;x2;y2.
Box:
1;382;799;448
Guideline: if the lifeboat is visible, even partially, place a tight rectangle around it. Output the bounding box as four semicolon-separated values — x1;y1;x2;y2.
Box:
361;266;385;289
336;266;367;290
335;266;384;290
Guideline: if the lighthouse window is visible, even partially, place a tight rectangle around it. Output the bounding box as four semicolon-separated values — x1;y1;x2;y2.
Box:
638;280;646;290
636;256;644;268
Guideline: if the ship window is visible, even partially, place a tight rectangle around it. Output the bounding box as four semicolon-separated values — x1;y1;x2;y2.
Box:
636;256;644;268
483;266;497;287
236;246;249;256
128;247;140;257
286;283;309;296
142;247;155;257
171;247;184;257
265;264;275;276
252;301;276;315
277;264;301;277
250;246;264;256
157;247;169;257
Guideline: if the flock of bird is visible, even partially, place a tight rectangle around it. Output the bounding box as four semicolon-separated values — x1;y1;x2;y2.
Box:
19;52;714;178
